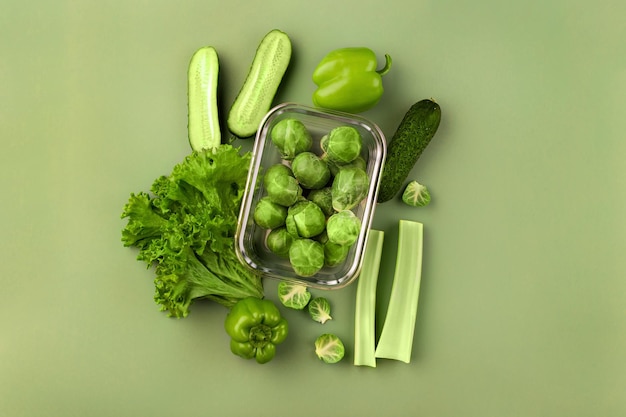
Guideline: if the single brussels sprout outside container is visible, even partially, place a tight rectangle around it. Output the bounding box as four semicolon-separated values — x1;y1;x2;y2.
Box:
235;103;386;290
308;297;332;324
402;180;431;207
315;333;345;364
277;280;312;310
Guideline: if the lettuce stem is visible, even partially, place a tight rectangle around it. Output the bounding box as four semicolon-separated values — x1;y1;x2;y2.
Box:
374;220;423;363
353;229;384;367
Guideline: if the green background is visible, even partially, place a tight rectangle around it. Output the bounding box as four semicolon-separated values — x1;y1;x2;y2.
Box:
2;1;625;416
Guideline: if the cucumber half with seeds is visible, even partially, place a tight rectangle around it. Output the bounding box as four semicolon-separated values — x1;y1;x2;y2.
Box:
227;29;292;138
187;46;221;151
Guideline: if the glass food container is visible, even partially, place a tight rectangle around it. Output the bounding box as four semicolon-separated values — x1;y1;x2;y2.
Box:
235;103;386;289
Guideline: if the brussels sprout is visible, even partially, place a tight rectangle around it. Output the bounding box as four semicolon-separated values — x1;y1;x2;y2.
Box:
307;187;334;217
270;118;312;160
314;333;345;364
277;280;312;309
402;180;431;207
289;238;325;277
331;167;370;211
321;153;342;177
308;297;332;324
253;196;287;229
266;226;294;257
328;155;368;177
291;152;331;189
266;172;302;206
342;156;367;171
263;163;293;187
314;229;329;244
324;241;351;266
325;126;362;164
326;210;361;246
285;201;326;238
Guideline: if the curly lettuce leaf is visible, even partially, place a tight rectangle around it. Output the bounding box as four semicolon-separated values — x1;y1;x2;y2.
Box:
121;145;263;318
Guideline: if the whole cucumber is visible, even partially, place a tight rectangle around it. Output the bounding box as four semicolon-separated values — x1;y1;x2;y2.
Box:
377;99;441;203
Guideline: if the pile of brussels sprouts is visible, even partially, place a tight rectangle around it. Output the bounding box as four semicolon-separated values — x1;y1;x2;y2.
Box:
252;118;371;277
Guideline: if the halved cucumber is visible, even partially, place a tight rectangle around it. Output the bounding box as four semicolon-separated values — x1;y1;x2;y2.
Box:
187;46;220;151
227;29;292;138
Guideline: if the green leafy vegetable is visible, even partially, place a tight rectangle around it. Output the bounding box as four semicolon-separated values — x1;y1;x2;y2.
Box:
326;210;361;246
324;125;363;164
120;145;263;318
265;168;302;207
315;333;345;364
323;241;350;267
402;180;431;207
263;163;292;184
277;281;312;310
375;220;423;363
331;167;369;211
307;187;334;217
291;151;331;189
285;201;326;238
354;229;384;367
288;239;325;277
270;118;312;160
308;297;332;324
253;196;288;229
266;226;294;258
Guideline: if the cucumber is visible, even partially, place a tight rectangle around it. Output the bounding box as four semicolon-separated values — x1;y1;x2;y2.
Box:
227;29;292;138
187;46;221;151
377;99;441;203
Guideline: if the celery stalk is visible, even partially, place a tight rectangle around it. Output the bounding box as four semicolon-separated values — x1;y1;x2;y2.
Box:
374;220;423;363
353;229;384;367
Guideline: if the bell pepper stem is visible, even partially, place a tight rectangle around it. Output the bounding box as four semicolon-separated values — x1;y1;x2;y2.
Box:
376;54;392;76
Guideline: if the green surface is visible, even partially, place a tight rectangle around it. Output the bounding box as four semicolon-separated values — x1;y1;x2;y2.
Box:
2;1;625;416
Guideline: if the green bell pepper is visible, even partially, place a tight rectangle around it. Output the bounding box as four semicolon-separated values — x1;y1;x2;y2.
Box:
312;47;392;113
224;297;288;364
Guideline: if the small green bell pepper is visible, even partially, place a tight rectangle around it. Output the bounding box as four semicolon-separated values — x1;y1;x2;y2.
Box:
224;297;288;364
312;47;392;113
